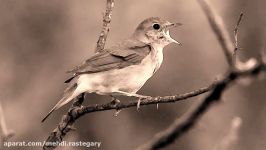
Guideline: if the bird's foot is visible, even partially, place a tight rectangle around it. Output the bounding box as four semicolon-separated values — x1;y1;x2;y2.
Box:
114;109;122;117
136;95;152;111
112;91;152;111
110;97;122;117
110;98;121;106
137;98;141;111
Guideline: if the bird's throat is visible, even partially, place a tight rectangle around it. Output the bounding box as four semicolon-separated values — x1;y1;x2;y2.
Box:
150;43;164;74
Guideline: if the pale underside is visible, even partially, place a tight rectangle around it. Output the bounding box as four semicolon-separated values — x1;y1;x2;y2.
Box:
76;44;163;96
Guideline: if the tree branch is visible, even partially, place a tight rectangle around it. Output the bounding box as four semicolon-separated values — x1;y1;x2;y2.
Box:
43;0;266;150
134;0;266;149
0;102;14;148
75;82;217;114
233;12;244;66
43;61;266;150
43;0;115;149
95;0;115;53
134;63;266;150
43;94;84;150
234;12;244;51
43;81;218;150
198;0;235;67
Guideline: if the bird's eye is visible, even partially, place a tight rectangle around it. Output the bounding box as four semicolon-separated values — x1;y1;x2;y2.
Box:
152;23;160;30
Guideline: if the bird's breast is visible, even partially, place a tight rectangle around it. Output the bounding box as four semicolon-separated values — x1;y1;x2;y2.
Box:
109;45;164;92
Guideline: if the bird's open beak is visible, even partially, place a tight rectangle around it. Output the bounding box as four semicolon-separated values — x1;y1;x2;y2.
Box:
164;22;182;45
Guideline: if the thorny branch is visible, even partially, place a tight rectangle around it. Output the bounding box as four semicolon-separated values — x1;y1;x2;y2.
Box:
43;0;266;150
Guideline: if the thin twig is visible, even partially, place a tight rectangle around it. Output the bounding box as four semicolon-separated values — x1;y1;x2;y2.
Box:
234;12;244;49
77;82;217;114
95;0;115;53
233;12;244;65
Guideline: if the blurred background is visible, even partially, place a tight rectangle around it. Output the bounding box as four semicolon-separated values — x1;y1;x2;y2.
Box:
0;0;265;150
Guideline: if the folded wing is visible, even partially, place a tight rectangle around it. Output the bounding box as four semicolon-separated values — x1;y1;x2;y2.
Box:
65;39;151;83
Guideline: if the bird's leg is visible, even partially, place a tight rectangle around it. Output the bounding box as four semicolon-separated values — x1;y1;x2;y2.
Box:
113;91;152;111
137;98;141;111
110;96;122;116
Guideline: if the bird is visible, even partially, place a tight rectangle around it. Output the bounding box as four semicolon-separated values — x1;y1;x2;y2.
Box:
42;17;181;122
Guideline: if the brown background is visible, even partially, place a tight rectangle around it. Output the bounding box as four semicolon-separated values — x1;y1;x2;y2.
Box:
0;0;265;150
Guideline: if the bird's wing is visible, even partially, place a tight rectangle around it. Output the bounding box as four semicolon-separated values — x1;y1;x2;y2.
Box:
64;39;151;83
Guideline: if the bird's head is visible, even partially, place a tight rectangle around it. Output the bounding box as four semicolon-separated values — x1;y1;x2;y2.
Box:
133;17;182;47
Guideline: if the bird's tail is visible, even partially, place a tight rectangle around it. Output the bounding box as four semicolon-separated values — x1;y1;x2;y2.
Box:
42;83;78;122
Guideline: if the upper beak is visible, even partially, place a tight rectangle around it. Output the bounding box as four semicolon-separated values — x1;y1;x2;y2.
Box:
164;22;182;45
165;22;183;29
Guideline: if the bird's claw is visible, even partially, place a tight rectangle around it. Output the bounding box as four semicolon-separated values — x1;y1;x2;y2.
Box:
111;98;121;106
110;97;122;116
114;109;122;117
137;98;141;111
135;95;152;111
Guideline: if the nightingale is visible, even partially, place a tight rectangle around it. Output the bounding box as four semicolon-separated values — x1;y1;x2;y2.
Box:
42;17;181;122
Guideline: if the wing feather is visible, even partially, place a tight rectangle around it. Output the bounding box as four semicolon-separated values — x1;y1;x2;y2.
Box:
64;39;151;83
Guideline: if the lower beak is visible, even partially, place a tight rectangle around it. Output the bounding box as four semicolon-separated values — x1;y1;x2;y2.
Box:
164;26;182;45
169;37;181;45
164;22;182;45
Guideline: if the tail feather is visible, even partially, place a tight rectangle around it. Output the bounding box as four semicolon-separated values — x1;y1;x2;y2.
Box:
41;105;57;123
42;83;78;122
